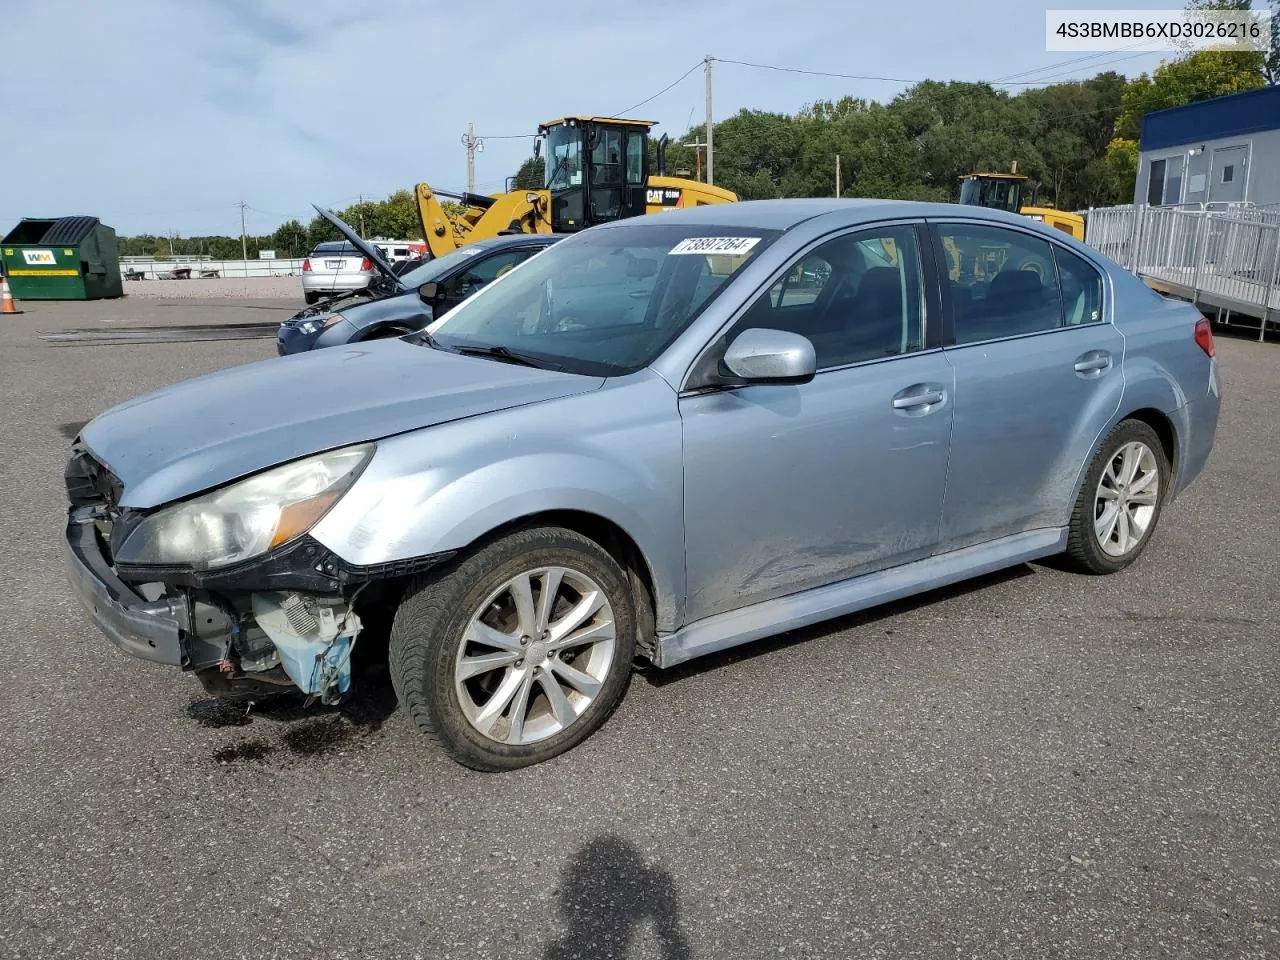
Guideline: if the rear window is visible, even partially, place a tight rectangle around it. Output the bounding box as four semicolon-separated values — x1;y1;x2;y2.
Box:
311;242;361;256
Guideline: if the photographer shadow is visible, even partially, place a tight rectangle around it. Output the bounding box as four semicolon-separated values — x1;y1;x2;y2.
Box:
543;834;692;960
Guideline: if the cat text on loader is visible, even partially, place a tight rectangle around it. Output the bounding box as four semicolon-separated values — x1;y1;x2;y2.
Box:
957;163;1085;240
414;116;737;258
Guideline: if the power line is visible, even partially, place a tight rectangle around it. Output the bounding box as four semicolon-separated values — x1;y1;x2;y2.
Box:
991;38;1162;83
1016;51;1156;86
713;55;1151;87
714;57;921;85
616;61;703;116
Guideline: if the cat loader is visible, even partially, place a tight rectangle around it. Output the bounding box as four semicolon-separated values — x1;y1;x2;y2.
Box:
958;163;1085;240
414;116;737;258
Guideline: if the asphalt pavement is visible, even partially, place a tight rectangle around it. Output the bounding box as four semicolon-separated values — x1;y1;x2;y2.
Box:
1;297;1277;959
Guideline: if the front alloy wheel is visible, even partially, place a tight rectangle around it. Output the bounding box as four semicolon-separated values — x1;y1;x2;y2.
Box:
455;566;617;745
390;526;637;770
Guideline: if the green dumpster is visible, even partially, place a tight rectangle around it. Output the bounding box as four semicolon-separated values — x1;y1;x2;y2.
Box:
1;216;123;300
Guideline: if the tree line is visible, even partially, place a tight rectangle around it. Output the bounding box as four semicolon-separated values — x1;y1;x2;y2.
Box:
513;45;1267;210
118;190;432;260
122;0;1272;257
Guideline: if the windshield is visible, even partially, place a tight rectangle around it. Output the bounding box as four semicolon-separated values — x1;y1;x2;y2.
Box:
427;223;779;375
545;124;584;191
959;177;1023;213
397;244;491;288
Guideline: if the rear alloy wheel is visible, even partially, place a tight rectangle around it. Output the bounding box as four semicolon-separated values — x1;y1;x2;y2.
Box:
389;526;636;770
1065;419;1170;574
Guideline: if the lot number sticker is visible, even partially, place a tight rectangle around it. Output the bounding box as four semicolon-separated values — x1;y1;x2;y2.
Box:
669;237;761;256
23;249;56;265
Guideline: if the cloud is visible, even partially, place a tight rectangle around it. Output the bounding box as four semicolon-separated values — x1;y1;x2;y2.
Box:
0;0;1170;236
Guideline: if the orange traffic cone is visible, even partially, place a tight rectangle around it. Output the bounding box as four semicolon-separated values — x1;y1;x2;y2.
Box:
0;273;21;315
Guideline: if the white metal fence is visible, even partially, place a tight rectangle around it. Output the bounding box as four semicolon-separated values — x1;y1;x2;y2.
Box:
118;258;306;281
1080;202;1279;341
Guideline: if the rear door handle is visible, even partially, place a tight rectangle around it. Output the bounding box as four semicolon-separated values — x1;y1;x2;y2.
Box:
1074;351;1112;374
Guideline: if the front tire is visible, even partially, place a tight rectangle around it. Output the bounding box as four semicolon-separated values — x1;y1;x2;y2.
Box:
1065;419;1170;574
389;526;636;771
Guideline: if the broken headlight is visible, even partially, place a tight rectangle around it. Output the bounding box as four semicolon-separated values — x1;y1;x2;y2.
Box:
115;444;374;570
297;314;345;336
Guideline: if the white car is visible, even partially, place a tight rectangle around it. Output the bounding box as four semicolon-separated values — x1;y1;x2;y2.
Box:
300;241;377;304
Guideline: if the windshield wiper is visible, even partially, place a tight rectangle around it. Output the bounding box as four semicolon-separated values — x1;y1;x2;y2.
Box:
405;329;448;350
452;343;563;371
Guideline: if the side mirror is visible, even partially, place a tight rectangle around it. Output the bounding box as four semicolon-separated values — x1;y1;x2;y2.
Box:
418;281;439;301
533;138;542;161
722;328;817;385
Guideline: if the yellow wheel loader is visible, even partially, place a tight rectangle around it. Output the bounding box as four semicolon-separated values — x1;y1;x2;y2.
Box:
415;116;737;258
957;165;1085;241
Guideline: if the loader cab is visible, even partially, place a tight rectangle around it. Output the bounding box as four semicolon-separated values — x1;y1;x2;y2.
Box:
958;173;1030;214
538;116;651;233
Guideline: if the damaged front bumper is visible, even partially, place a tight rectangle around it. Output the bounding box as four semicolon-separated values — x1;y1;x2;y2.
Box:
65;518;188;666
63;445;450;702
65;508;365;703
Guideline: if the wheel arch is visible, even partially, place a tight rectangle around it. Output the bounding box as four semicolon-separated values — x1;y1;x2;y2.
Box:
355;320;416;341
470;509;660;660
1118;406;1179;480
1065;404;1183;521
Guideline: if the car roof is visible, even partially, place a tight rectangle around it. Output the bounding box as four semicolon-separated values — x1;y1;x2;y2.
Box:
466;233;567;251
591;198;1056;233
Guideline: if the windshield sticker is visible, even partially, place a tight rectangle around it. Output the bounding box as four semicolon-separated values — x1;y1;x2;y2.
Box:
668;236;761;256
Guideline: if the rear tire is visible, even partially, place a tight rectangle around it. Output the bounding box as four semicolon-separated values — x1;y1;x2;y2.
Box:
389;526;636;771
1065;419;1170;574
303;292;320;305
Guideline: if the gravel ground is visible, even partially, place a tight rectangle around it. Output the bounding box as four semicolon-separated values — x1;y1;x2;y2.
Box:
121;276;303;299
0;298;1277;959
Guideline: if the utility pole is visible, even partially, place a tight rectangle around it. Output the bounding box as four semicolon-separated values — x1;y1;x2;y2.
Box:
682;140;708;182
461;123;485;194
704;55;714;186
357;194;366;238
835;154;841;198
238;201;248;262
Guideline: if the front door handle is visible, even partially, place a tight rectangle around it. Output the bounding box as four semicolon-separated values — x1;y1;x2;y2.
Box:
891;383;947;413
1074;350;1113;375
892;390;944;409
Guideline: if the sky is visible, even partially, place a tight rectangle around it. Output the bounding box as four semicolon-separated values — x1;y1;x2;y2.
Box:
0;0;1190;238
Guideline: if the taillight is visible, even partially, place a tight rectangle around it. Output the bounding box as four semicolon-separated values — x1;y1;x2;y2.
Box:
302;258;312;272
1194;317;1215;357
360;257;373;271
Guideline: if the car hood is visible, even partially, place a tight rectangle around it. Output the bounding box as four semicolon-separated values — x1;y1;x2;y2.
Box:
81;341;604;508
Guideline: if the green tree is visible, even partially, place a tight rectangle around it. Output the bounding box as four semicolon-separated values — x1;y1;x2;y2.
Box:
512;157;545;190
270;219;307;258
307;214;341;248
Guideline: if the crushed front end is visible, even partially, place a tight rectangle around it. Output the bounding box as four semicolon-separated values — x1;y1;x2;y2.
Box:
64;444;370;703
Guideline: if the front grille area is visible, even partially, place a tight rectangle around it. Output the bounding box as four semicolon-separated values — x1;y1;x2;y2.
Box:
66;446;123;509
65;446;125;562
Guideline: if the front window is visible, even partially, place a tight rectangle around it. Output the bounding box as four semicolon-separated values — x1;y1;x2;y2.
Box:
545;124;584;191
397;244;488;288
426;223;779;375
959;177;1024;214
